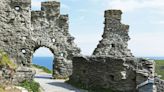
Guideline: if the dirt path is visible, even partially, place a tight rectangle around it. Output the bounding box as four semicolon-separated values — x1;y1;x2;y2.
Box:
33;67;85;92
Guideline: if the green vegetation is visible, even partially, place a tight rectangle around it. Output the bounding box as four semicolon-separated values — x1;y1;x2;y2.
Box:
66;80;116;92
0;85;5;92
33;64;52;74
19;80;40;92
0;50;16;69
155;60;164;79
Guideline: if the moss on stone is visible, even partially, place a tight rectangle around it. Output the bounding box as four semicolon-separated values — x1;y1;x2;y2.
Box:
0;50;17;69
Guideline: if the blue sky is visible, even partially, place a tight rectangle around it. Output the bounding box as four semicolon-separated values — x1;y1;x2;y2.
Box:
33;0;164;57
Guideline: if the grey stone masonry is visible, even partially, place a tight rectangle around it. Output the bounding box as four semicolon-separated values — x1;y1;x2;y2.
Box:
93;10;133;58
0;0;80;81
70;55;137;92
155;78;164;92
69;10;156;92
31;1;80;79
70;55;155;92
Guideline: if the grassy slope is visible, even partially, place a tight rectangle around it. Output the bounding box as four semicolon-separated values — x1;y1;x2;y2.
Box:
33;64;52;74
155;60;164;79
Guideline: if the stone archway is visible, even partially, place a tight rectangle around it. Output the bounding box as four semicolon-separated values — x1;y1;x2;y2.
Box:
30;43;77;79
29;1;81;79
31;45;71;79
32;46;55;76
0;0;80;81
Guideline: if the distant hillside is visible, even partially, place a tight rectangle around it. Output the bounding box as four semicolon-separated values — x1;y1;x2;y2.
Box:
155;60;164;79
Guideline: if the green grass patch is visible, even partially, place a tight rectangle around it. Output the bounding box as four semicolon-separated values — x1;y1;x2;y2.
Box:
0;50;17;69
155;60;164;79
18;80;40;92
66;80;116;92
33;64;52;74
0;85;5;92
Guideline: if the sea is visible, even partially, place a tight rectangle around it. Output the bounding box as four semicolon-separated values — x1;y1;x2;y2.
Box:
32;56;164;71
32;57;54;70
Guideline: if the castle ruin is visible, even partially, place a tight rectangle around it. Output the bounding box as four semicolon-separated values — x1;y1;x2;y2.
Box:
0;0;80;81
0;0;163;92
69;10;156;92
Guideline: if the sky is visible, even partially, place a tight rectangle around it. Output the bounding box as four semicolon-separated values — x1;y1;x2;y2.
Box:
33;0;164;57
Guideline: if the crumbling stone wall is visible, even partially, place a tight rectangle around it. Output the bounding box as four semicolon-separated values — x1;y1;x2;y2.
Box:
70;56;137;92
0;0;32;65
0;0;80;81
70;55;155;92
0;0;158;91
155;78;164;92
93;10;133;58
70;10;156;92
31;1;80;79
0;0;34;83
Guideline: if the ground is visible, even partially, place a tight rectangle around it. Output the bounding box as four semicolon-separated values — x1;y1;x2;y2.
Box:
33;66;85;92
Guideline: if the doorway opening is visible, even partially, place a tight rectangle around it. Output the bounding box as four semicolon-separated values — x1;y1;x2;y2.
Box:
32;47;54;78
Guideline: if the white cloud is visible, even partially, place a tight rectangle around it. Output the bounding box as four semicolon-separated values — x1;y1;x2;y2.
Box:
33;47;54;57
129;31;164;57
106;0;164;12
32;0;60;10
150;20;164;25
68;0;79;2
32;0;41;9
61;4;70;13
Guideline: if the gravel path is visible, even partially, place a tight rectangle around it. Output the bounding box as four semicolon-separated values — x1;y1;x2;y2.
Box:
33;67;85;92
34;75;84;92
35;75;82;92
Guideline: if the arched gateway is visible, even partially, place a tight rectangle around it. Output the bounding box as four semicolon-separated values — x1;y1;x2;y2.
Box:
0;0;80;79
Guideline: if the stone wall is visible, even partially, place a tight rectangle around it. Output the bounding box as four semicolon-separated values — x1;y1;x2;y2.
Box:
31;1;80;79
93;10;133;58
70;55;137;92
69;10;156;92
155;78;164;92
0;0;32;65
12;67;35;84
0;0;80;81
70;55;155;92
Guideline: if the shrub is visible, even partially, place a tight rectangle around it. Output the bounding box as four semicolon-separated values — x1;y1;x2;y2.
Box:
19;80;40;92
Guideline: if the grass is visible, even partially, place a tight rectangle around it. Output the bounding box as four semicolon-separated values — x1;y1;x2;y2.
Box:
33;64;52;74
155;60;164;79
0;50;17;69
18;80;40;92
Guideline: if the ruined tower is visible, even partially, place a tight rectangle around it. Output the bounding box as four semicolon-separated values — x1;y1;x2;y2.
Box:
70;10;155;92
93;10;133;57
